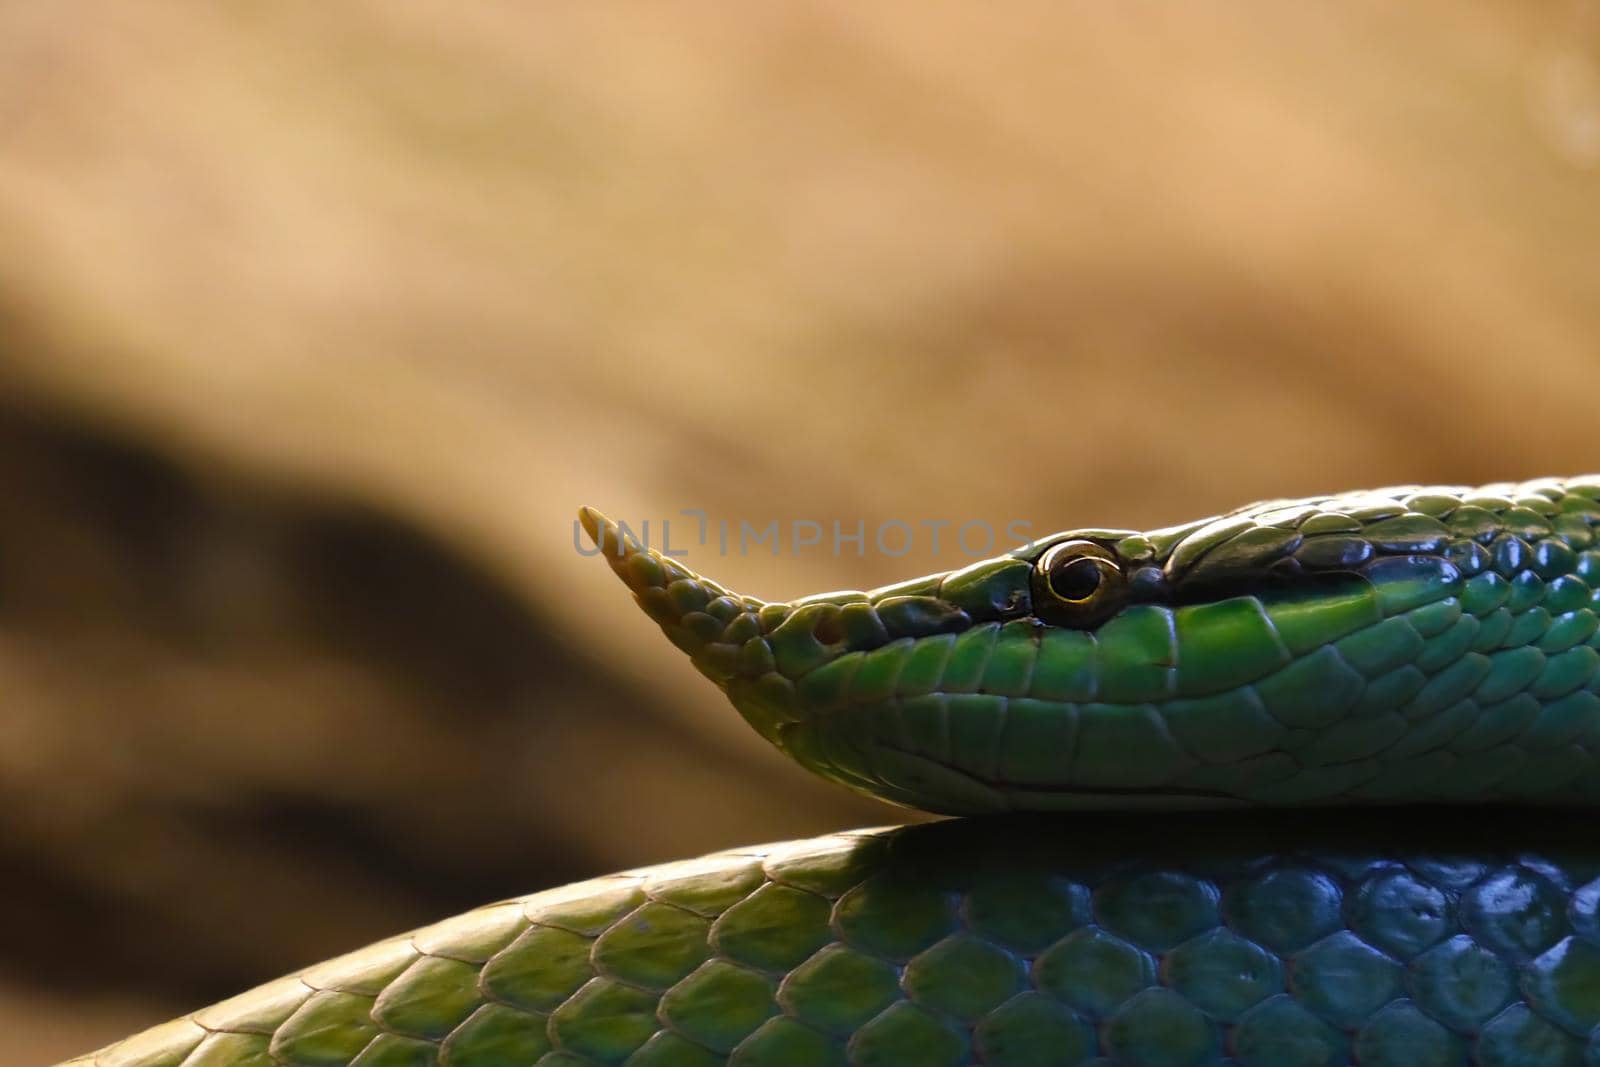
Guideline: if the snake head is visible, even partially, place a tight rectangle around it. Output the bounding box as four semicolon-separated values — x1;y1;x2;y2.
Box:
584;479;1600;814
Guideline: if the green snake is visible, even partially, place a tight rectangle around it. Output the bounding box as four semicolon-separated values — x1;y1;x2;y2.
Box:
63;477;1600;1067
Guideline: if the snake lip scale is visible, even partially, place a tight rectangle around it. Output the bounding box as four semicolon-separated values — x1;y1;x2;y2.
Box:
64;477;1600;1067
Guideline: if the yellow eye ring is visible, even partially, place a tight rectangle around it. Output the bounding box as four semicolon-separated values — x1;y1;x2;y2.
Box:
1033;540;1128;625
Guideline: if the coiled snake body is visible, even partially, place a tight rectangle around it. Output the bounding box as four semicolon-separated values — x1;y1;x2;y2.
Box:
66;478;1600;1067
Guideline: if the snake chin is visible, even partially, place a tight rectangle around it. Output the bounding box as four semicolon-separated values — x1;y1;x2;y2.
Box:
851;738;1252;815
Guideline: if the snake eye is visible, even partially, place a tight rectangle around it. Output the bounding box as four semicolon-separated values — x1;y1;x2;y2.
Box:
1048;555;1106;601
1033;540;1128;626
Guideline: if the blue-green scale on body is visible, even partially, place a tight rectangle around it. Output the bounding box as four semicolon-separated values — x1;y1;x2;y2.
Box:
68;815;1600;1067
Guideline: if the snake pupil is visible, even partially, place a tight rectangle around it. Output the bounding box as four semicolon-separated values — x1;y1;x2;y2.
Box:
1050;556;1104;602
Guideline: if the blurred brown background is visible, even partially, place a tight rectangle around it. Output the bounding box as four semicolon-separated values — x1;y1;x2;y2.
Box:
3;1;1600;1060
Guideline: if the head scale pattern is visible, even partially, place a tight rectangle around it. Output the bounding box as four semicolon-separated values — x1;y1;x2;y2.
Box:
583;477;1600;814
